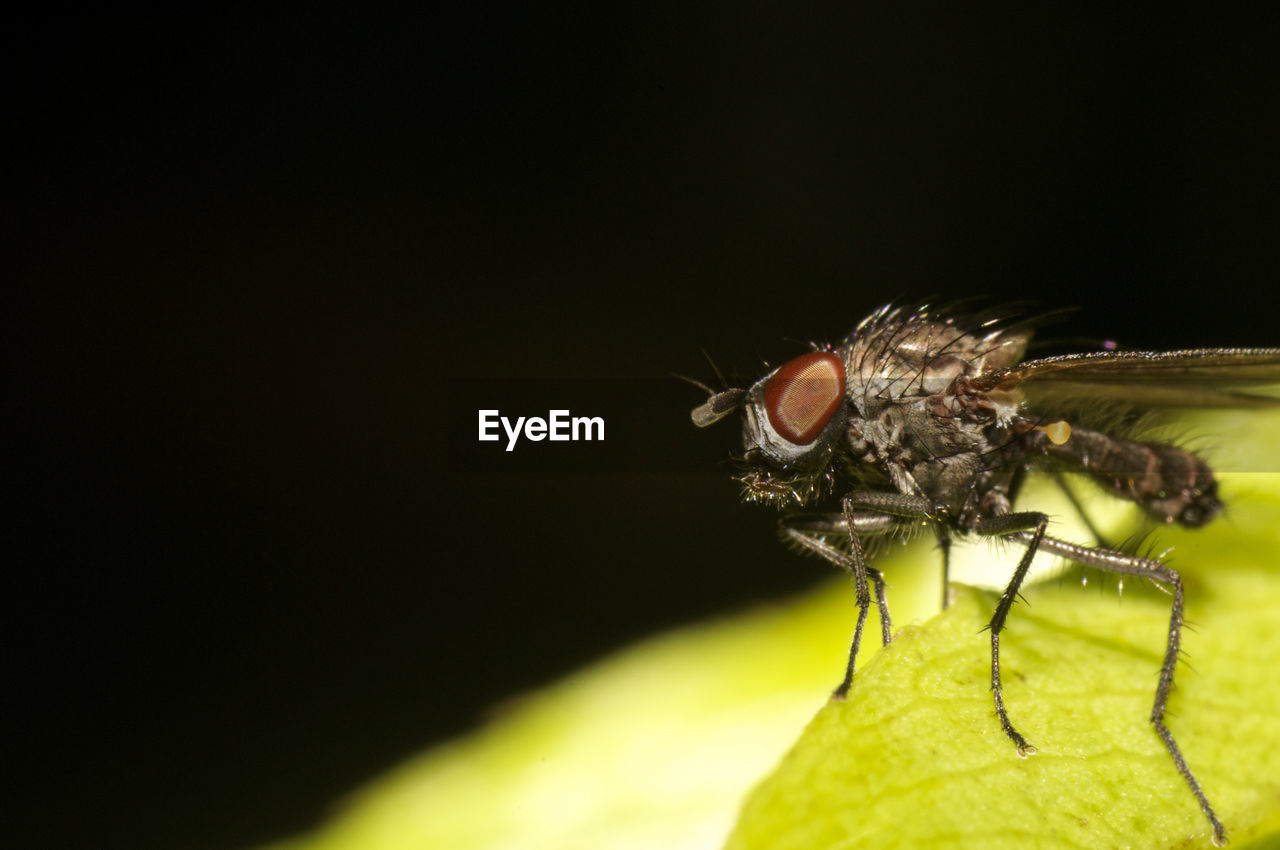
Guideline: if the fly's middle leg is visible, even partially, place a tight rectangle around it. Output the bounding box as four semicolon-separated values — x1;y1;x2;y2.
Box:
974;510;1050;757
1027;534;1227;846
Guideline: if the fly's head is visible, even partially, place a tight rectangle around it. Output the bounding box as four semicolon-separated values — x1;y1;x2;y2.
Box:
692;351;849;508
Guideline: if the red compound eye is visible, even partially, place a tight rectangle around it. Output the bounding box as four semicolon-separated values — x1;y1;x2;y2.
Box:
763;352;845;445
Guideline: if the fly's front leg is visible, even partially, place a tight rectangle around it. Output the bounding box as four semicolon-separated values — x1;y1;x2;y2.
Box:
1029;534;1226;846
973;511;1049;757
822;493;931;697
782;523;893;642
782;510;899;698
784;529;886;697
787;492;933;699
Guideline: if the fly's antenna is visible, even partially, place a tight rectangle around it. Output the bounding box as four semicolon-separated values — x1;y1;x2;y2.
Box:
677;372;746;427
675;353;747;428
688;385;747;427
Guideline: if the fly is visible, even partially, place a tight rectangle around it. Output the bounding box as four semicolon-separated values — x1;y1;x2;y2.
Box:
690;303;1280;846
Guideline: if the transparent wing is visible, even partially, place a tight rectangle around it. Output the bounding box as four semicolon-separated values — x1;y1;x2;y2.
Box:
998;348;1280;409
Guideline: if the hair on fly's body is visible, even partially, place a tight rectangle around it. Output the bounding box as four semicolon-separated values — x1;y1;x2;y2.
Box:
691;302;1280;846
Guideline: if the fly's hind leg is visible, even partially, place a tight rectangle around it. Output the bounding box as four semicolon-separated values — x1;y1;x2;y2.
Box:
1028;533;1227;846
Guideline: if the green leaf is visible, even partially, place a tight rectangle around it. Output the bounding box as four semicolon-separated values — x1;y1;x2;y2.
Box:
260;415;1280;850
726;519;1280;848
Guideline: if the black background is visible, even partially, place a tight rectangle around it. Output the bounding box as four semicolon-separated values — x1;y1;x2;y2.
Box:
9;7;1279;850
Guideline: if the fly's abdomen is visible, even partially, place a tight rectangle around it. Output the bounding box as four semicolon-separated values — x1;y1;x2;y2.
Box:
1041;426;1223;527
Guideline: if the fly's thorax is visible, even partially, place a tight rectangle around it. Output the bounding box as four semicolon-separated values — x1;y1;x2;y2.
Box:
844;415;871;458
845;402;905;459
946;380;1025;426
840;314;1030;403
843;380;1031;512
